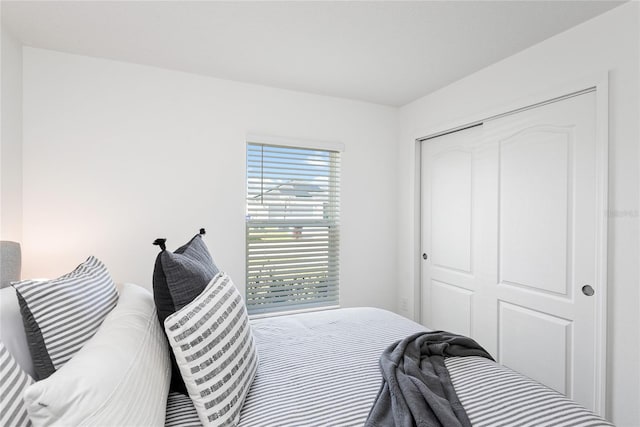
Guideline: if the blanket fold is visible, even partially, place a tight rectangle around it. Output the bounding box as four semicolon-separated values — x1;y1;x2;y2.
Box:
365;331;494;427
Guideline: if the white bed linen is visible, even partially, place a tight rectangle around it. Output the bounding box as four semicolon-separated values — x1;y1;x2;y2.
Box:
24;284;170;426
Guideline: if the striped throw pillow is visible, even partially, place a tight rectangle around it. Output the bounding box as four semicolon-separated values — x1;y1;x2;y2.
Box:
13;256;119;379
0;341;33;427
164;272;258;426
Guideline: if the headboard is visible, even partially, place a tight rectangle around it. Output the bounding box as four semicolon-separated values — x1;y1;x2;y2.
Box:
0;240;21;288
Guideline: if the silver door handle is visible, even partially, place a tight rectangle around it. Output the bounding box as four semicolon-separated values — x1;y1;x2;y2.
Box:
582;285;595;296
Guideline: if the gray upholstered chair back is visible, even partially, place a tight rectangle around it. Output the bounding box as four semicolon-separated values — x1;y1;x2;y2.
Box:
0;241;21;288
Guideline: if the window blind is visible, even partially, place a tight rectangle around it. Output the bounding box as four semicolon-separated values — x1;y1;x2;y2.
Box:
246;142;340;315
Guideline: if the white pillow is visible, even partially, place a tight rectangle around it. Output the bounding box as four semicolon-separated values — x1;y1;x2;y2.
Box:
23;283;171;427
164;272;258;426
0;286;35;378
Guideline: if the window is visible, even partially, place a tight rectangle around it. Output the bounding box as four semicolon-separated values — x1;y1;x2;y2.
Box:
246;142;340;315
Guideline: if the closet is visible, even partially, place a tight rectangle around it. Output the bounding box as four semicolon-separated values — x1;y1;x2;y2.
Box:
420;90;606;412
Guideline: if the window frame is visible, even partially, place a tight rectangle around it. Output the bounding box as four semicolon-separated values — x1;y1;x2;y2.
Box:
245;136;343;316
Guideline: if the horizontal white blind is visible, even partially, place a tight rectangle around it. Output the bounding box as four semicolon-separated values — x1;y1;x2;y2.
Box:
246;143;340;315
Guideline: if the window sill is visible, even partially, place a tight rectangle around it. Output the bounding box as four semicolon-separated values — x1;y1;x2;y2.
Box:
248;305;341;320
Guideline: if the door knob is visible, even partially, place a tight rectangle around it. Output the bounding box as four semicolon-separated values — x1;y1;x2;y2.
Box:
422;253;428;260
582;285;595;296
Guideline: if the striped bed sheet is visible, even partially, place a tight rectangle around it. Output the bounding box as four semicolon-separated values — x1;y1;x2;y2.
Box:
165;307;610;427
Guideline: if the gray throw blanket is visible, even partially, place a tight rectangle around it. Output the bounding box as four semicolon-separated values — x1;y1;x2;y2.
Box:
365;331;494;427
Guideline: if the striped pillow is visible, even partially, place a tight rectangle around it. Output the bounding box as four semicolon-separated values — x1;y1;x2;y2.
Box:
0;340;33;427
164;272;258;426
13;256;119;379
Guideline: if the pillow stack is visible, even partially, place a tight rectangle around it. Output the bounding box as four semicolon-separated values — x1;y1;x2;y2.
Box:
4;255;123;426
152;230;220;393
4;231;259;426
153;230;259;425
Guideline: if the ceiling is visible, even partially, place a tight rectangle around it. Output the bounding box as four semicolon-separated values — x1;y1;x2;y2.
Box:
1;1;625;106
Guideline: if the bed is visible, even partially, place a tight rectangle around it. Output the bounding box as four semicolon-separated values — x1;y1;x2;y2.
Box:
166;307;611;427
1;282;611;427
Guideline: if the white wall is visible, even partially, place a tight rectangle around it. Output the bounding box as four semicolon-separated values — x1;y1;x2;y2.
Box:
1;26;23;242
21;48;399;312
397;3;639;425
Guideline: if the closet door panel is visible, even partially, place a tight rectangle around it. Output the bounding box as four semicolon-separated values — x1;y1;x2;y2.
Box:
421;126;480;337
430;280;473;337
430;149;472;273
500;127;571;295
485;92;598;410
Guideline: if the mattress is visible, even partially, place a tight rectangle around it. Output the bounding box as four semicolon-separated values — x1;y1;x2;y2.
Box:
165;307;611;427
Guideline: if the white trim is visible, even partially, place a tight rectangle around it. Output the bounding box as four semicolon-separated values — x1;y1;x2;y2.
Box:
418;87;593;144
592;73;609;418
416;71;609;416
248;305;340;320
246;133;345;152
415;72;608;142
414;139;423;324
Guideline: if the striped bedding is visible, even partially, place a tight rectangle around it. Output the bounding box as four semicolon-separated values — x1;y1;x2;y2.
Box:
165;307;610;427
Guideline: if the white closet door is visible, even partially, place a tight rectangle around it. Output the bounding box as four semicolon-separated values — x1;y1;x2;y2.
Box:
421;125;482;338
421;91;603;412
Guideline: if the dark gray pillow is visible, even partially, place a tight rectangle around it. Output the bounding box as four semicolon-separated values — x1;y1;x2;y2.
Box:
152;230;219;394
162;235;219;311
